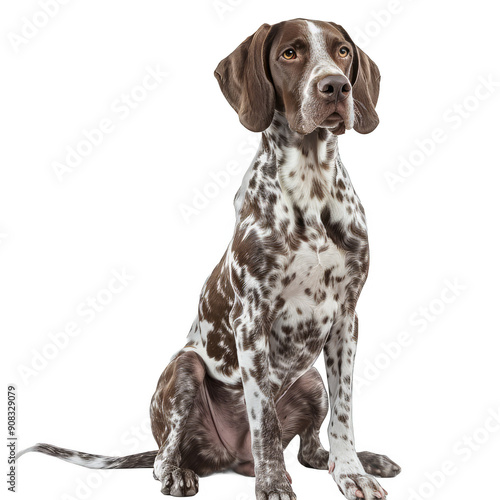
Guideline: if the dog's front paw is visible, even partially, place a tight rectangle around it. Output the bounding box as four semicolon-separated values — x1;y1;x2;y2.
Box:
256;486;296;500
256;475;296;500
159;465;199;497
332;461;386;500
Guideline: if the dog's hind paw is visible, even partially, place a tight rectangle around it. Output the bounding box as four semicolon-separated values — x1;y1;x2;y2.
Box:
298;446;329;470
159;466;199;497
357;451;401;478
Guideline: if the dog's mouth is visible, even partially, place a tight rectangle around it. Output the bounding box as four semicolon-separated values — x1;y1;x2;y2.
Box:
319;112;346;134
292;104;351;136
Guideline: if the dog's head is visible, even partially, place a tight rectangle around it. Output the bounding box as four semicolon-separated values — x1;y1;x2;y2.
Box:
215;19;380;135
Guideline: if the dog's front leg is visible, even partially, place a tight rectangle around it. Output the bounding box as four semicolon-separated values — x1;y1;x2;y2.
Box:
324;313;386;500
231;298;295;500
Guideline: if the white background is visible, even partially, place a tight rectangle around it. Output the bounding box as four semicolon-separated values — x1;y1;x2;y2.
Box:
1;1;499;499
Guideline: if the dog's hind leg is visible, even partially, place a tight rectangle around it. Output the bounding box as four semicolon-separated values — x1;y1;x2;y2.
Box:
150;350;206;497
278;367;330;470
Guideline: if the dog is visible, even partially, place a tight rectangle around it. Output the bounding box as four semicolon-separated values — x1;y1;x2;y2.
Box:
18;18;401;500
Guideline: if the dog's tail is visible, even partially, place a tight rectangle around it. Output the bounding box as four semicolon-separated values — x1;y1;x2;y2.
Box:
16;443;157;469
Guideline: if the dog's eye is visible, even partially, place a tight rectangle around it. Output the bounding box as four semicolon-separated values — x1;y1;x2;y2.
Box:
282;49;297;60
339;47;350;58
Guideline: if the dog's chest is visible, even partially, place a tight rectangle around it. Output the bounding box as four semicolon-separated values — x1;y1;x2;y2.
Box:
268;225;349;381
264;147;367;387
274;147;359;309
281;228;347;304
191;135;368;385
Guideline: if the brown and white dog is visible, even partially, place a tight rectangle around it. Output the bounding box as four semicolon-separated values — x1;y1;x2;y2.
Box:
18;18;401;500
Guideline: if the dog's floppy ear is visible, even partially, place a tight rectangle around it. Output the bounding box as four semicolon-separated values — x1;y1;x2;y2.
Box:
214;23;276;133
329;22;381;134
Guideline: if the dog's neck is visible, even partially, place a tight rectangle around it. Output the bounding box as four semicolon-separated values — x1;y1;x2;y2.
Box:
262;111;342;212
263;111;340;160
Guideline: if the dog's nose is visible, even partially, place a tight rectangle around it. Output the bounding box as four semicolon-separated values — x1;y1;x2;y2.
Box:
317;75;351;102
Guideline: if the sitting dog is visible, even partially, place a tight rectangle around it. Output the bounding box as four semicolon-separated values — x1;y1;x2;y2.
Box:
19;18;401;500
